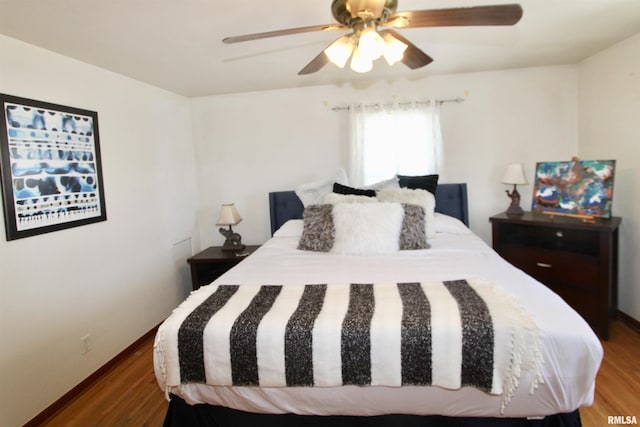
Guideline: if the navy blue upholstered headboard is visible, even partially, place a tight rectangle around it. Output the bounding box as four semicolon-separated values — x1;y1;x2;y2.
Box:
433;183;469;227
269;183;469;236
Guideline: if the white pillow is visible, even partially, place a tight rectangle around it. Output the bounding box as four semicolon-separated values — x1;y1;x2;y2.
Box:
331;202;404;255
434;213;470;234
376;187;436;239
295;169;349;207
273;219;304;237
364;175;400;190
323;192;378;204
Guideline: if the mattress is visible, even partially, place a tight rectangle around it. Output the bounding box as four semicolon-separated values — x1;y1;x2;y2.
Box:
154;217;602;418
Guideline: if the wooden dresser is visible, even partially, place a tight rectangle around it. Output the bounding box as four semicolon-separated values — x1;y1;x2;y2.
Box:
490;211;621;339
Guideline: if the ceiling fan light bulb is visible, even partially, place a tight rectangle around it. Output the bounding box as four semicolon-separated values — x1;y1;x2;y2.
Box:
350;48;373;73
324;36;355;68
382;33;407;65
358;27;385;61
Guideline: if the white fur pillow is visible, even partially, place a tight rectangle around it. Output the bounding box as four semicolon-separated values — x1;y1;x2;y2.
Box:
376;187;436;239
331;202;404;255
323;193;379;204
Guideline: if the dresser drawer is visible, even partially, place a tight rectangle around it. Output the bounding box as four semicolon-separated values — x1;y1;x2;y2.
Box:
496;223;599;256
498;244;599;289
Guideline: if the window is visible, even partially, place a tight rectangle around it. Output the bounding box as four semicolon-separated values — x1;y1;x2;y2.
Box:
348;101;442;187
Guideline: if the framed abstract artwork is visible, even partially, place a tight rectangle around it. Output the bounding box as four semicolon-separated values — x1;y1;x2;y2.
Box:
531;159;615;219
0;93;107;241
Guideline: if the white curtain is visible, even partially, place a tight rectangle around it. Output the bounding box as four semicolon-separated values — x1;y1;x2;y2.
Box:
348;100;443;187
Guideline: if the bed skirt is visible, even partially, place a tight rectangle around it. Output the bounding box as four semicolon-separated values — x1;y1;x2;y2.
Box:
162;395;582;427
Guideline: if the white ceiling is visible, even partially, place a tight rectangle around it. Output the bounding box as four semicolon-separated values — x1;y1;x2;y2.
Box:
1;0;639;97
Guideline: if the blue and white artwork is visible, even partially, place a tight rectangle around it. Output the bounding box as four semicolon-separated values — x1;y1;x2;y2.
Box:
531;159;615;219
0;94;107;240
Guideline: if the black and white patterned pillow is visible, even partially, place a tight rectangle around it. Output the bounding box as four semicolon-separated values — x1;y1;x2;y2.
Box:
297;204;335;252
376;187;436;239
400;204;429;250
297;202;428;254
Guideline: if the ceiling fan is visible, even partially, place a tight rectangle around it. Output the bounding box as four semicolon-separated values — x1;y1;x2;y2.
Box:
222;0;523;75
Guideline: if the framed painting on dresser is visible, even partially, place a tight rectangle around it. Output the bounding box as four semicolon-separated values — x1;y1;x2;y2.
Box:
531;159;615;219
0;93;107;241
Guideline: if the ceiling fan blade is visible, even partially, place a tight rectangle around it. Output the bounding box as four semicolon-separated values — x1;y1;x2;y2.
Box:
223;23;346;44
298;50;330;75
386;4;523;28
380;29;433;70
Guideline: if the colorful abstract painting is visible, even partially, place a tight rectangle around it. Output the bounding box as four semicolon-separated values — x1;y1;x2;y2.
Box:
531;159;615;218
0;93;107;240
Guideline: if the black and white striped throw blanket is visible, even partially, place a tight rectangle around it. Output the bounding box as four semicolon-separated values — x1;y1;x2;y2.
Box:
156;279;542;412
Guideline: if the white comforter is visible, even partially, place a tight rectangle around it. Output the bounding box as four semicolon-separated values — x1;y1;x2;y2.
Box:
154;220;602;418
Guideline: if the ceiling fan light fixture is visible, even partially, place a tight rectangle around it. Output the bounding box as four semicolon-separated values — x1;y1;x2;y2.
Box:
357;24;385;61
382;32;407;65
324;35;356;68
350;47;373;73
225;1;524;75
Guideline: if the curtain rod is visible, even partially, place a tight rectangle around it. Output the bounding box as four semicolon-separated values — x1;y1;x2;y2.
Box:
331;97;464;111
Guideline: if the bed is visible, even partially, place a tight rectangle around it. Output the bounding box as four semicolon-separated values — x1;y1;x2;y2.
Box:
155;183;602;427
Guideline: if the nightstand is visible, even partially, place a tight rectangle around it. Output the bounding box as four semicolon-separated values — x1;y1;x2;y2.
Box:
490;211;621;340
187;245;260;290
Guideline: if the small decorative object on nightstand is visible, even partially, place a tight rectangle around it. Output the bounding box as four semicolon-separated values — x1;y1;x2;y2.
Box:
187;245;260;290
216;203;245;251
501;162;528;216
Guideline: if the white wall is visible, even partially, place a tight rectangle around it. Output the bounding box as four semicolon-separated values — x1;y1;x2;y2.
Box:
0;35;199;427
578;32;640;321
191;65;579;247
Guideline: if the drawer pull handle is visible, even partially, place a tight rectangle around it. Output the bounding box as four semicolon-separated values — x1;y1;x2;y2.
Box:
536;262;552;268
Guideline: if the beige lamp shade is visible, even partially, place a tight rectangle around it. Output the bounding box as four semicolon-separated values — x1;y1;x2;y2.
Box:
216;203;242;226
501;163;528;185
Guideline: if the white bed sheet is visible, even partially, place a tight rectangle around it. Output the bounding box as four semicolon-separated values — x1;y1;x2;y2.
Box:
154;226;603;418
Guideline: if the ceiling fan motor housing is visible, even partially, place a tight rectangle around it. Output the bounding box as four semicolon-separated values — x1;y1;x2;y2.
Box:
331;0;398;25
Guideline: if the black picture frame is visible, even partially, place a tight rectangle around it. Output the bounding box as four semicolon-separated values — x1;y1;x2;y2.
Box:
0;93;107;241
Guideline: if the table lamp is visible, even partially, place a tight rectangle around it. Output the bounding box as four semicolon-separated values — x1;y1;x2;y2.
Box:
216;203;245;251
502;163;527;216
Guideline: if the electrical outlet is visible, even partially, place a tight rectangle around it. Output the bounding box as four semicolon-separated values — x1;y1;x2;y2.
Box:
80;334;92;355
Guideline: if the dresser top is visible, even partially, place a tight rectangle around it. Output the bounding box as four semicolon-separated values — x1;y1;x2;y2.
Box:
490;211;621;231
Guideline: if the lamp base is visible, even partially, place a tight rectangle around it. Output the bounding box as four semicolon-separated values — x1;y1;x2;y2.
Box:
505;185;524;216
219;226;245;252
221;241;246;252
506;204;524;216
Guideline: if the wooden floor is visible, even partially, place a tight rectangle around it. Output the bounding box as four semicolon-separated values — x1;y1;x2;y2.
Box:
579;320;640;425
39;319;639;426
40;337;168;427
